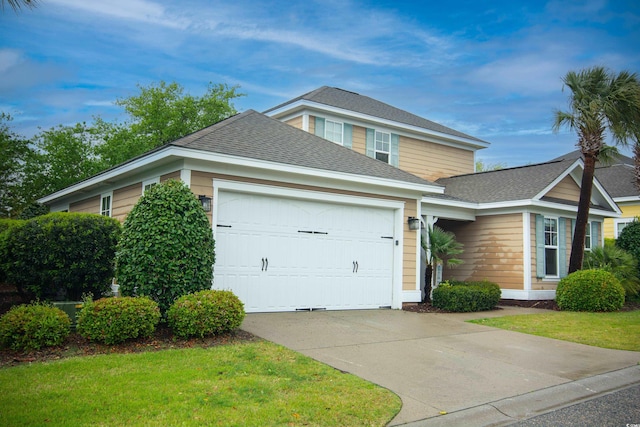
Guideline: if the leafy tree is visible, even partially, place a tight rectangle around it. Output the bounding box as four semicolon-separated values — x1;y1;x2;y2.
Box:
25;123;103;199
616;220;640;277
116;180;216;315
475;159;506;172
109;81;243;152
422;225;463;300
0;113;32;217
553;67;640;273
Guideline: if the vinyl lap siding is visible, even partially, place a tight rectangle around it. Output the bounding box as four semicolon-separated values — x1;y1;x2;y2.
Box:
161;171;180;182
399;136;474;181
604;204;640;239
441;214;524;289
545;176;580;202
69;195;100;214
285;116;303;130
112;183;142;222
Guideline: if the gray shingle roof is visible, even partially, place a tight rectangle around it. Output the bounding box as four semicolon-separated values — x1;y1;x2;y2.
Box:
170;109;439;187
435;160;574;203
552;150;638;198
265;86;487;144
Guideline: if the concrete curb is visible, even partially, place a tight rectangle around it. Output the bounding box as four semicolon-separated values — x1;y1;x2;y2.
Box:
399;365;640;426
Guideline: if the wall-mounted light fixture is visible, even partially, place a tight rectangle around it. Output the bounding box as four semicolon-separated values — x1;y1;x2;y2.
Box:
408;216;420;231
198;195;212;212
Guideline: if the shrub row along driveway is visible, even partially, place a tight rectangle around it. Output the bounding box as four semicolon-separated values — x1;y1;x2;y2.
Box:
241;308;640;426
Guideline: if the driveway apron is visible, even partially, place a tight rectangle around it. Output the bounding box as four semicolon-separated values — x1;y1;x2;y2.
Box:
241;308;640;425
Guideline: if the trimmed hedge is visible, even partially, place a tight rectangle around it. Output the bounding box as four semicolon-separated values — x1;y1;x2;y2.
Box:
116;180;216;315
0;302;70;351
76;296;160;345
556;269;624;312
0;219;26;284
432;280;501;312
167;290;245;338
3;212;121;300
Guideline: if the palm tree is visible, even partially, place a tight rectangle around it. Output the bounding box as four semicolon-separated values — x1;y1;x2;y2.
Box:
1;0;38;12
553;66;640;273
422;225;463;300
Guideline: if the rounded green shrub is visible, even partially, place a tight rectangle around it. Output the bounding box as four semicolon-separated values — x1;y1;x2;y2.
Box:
616;220;640;277
3;212;121;300
432;280;501;312
116;180;216;315
76;296;160;345
556;269;625;312
0;302;70;351
167;290;245;338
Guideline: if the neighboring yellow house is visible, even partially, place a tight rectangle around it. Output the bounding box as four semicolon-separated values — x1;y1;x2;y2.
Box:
555;151;639;239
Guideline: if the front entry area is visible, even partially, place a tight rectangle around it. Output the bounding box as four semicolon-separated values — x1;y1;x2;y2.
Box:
212;188;397;312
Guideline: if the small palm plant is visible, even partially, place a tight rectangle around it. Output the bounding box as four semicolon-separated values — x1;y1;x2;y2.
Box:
422;226;464;300
583;244;640;298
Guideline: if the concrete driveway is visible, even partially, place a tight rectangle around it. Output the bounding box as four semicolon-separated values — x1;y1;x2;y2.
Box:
241;308;640;426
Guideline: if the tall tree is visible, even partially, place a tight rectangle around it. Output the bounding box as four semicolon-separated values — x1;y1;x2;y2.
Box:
553;66;640;273
1;0;38;12
0;113;32;217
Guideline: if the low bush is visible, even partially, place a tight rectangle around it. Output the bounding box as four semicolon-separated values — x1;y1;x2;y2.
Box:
76;296;160;345
556;269;625;312
167;290;245;338
432;280;501;312
584;245;640;298
0;302;70;351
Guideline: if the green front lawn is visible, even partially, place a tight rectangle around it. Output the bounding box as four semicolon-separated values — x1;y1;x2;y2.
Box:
0;341;401;426
469;310;640;351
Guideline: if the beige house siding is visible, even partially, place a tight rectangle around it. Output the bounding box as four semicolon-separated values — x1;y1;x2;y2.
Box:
440;214;524;290
285;116;303;130
399;136;474;181
161;171;181;182
70;196;100;214
351;125;366;154
112;183;142;223
546;176;580;202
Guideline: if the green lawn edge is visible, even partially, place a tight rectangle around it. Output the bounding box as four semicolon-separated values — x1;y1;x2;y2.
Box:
0;341;401;426
468;310;640;351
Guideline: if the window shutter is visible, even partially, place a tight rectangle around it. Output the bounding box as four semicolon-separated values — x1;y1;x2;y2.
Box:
343;123;353;149
315;117;325;138
365;128;375;158
592;222;601;247
535;215;545;278
390;133;399;167
558;218;567;278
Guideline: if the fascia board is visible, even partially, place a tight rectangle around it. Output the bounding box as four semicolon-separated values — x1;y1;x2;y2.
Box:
38;146;177;204
267;100;490;150
614;196;640;204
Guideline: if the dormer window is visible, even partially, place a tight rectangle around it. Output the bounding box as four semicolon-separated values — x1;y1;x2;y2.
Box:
325;120;343;145
375;131;390;163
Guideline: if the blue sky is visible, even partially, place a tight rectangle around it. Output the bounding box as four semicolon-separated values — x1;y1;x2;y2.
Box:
1;0;639;167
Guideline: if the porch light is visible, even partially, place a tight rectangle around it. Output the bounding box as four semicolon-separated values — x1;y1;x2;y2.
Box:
198;195;212;212
408;216;420;231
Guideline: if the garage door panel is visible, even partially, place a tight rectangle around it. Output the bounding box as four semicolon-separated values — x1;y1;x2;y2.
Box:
213;191;395;312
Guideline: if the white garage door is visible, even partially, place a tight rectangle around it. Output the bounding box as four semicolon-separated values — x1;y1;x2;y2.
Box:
213;191;395;312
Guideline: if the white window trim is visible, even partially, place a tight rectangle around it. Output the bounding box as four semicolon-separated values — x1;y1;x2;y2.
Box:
585;221;592;251
100;192;113;217
614;218;635;238
142;177;160;193
375;130;391;164
324;119;344;145
544;216;559;279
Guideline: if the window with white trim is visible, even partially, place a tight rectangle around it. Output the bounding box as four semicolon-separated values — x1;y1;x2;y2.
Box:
325;120;343;145
142;178;159;194
375;131;390;163
100;193;112;217
544;217;559;277
615;218;635;238
584;221;591;251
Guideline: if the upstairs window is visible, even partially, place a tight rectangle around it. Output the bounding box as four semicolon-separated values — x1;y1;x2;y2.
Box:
143;178;159;193
375;131;390;163
325;120;343;145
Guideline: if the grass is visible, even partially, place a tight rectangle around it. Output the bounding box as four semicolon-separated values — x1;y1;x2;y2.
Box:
0;341;401;426
469;310;640;351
